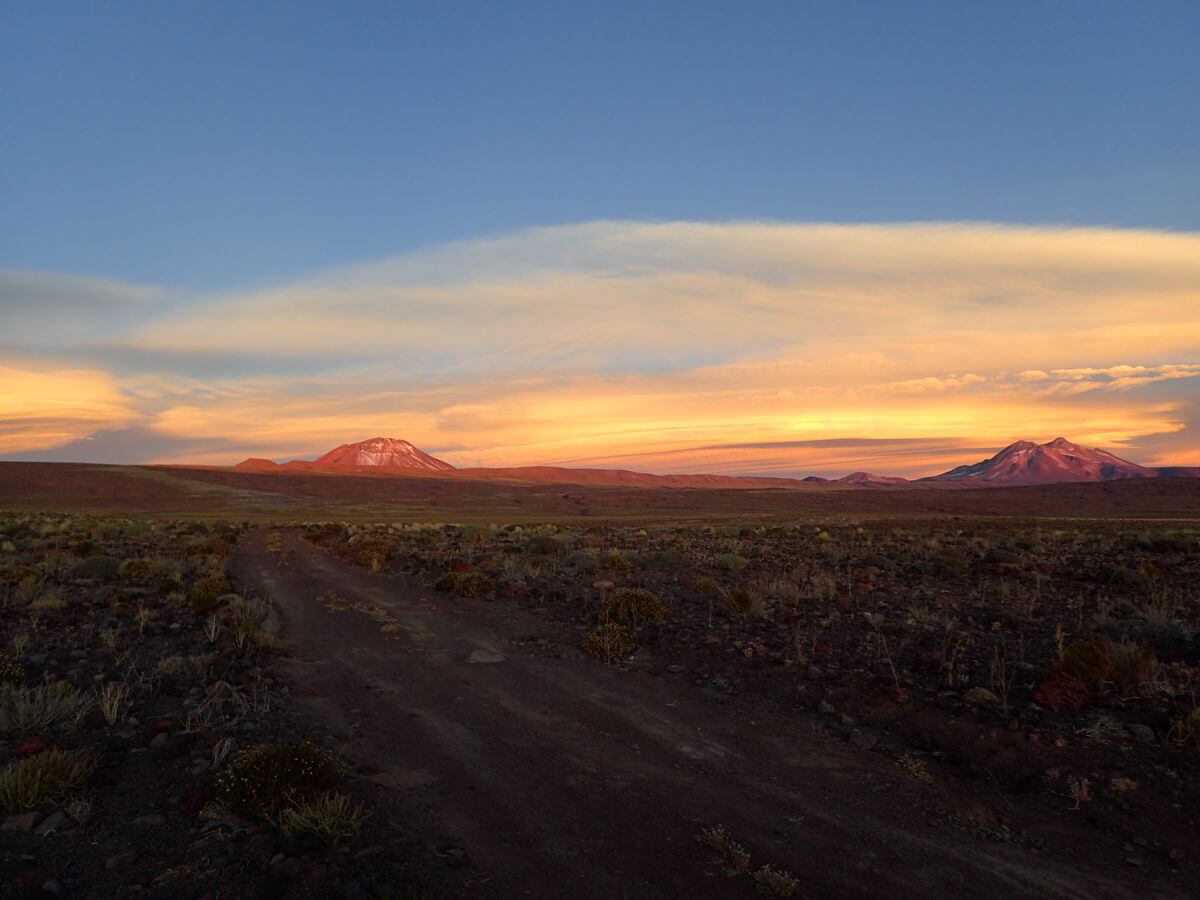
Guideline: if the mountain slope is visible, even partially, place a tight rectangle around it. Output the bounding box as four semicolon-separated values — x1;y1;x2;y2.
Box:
928;437;1155;486
314;437;455;472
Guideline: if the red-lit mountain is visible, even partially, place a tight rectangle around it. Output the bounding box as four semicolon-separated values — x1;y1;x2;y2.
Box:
928;437;1155;486
314;437;455;471
836;471;910;486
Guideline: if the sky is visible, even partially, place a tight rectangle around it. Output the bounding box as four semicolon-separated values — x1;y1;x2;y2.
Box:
2;2;1199;477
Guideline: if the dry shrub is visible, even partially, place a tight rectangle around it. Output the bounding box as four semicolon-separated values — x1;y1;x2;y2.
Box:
1051;637;1159;695
435;571;493;598
604;588;667;624
753;864;799;897
189;572;229;614
0;682;93;735
278;791;368;844
1169;708;1200;752
582;623;633;662
0;654;24;686
0;749;96;812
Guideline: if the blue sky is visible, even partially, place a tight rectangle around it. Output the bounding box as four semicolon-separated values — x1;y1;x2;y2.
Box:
3;3;1199;473
3;1;1197;289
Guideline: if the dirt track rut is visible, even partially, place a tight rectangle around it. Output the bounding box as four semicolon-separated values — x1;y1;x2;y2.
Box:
230;530;1161;899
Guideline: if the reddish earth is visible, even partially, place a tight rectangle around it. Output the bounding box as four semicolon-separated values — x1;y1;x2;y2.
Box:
230;531;1177;898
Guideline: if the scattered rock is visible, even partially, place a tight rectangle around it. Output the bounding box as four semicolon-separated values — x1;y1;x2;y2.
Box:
17;736;50;756
41;879;63;894
465;649;506;664
849;731;878;751
818;700;836;715
35;811;68;836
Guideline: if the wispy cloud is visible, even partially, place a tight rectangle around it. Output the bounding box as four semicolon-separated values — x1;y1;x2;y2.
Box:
2;221;1199;474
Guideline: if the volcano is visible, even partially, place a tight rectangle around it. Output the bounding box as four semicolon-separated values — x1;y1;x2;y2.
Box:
928;437;1155;486
314;437;455;471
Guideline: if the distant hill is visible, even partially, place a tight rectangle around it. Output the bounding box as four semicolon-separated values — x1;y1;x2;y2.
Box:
924;437;1191;486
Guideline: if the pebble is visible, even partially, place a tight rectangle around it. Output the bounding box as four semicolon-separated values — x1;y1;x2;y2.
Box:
818;700;836;715
35;811;68;836
849;731;879;751
105;850;139;870
2;811;43;832
465;649;506;664
1126;723;1155;743
149;732;169;749
133;814;167;826
41;879;63;895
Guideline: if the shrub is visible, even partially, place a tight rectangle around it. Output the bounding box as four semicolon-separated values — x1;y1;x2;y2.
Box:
717;553;748;572
582;623;633;662
753;865;799;897
1169;708;1200;752
435;571;493;598
215;741;342;822
118;557;155;580
189;573;229;614
603;588;667;624
0;682;93;735
0;654;24;686
278;791;368;844
1051;637;1158;695
525;535;566;556
0;750;96;812
70;556;120;582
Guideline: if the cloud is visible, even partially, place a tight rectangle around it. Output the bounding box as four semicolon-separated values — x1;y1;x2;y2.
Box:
2;221;1200;474
0;365;139;453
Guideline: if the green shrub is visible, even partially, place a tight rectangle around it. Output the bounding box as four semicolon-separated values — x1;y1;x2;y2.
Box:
215;741;342;822
0;750;96;812
0;654;25;686
70;556;121;582
603;588;667;624
525;535;566;556
0;682;93;735
582;623;633;662
717;553;748;572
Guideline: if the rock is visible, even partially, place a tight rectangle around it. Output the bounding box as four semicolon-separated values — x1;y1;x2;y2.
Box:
2;811;43;832
17;736;50;756
149;732;169;749
1126;723;1155;743
105;850;139;870
42;879;63;894
133;814;167;826
849;731;878;751
465;649;506;664
442;846;467;868
666;664;686;674
818;700;836;715
35;812;68;836
839;713;855;726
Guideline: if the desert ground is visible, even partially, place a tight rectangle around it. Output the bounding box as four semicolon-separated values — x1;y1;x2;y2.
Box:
1;463;1198;898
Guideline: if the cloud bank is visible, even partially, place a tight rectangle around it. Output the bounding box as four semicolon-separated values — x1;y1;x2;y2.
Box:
3;221;1199;476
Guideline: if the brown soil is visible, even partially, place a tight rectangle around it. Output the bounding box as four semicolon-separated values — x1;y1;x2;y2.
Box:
230;531;1182;898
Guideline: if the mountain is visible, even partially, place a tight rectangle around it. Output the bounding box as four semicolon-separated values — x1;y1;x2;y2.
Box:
314;437;455;471
928;437;1156;486
837;471;910;486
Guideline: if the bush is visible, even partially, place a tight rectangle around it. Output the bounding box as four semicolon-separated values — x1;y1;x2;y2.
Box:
525;535;566;556
0;654;24;686
0;682;93;735
70;556;121;582
189;572;229;614
0;750;96;812
278;791;368;844
717;553;748;572
118;557;155;580
753;864;799;897
603;588;667;624
1169;708;1200;752
1051;637;1158;695
582;623;633;662
435;571;493;598
215;741;342;822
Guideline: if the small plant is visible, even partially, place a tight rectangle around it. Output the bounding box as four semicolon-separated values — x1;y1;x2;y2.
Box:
1051;637;1158;696
699;824;751;873
136;604;152;635
582;623;633;662
31;592;65;611
603;588;667;624
190;572;229;614
94;681;130;726
898;754;932;783
0;653;24;686
1168;707;1200;752
211;736;237;768
721;585;763;617
205;615;222;644
434;571;494;598
1067;776;1091;809
0;749;96;812
717;553;748;572
0;682;93;735
278;791;368;844
753;864;799;897
215;741;342;822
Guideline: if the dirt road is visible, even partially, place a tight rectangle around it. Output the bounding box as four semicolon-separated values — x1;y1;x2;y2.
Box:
230;531;1166;899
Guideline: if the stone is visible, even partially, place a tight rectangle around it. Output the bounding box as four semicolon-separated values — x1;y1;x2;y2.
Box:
133;814;167;826
41;879;63;894
849;731;879;751
465;649;506;664
35;812;68;836
1126;723;1155;743
149;732;169;749
818;700;836;715
16;736;50;756
2;811;43;832
105;850;139;870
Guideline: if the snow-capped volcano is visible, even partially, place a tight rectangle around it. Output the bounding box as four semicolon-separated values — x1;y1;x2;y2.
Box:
929;437;1154;486
314;437;455;471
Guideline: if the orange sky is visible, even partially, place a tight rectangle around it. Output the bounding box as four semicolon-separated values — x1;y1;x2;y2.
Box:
2;221;1198;477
